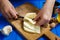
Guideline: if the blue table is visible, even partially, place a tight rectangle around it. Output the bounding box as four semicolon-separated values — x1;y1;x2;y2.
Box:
0;0;60;40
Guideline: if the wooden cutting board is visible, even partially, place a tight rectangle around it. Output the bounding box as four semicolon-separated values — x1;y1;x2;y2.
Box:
8;3;60;40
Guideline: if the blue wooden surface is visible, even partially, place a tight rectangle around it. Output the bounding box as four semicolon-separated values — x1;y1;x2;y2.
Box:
0;0;60;40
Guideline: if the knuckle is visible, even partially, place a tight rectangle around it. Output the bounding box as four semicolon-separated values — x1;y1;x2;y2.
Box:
43;16;51;21
4;9;8;13
43;17;50;22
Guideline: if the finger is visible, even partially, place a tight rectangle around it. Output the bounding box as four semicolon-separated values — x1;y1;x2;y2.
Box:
34;13;41;21
11;6;18;15
2;13;9;19
9;8;17;19
36;19;44;26
36;19;48;26
4;10;12;19
34;10;42;21
6;12;12;19
1;10;11;19
4;15;8;19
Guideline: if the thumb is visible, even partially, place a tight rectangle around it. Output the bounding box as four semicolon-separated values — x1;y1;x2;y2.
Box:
36;18;48;26
34;13;40;21
34;10;43;21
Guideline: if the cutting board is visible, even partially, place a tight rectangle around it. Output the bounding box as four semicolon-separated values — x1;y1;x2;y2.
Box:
8;3;60;40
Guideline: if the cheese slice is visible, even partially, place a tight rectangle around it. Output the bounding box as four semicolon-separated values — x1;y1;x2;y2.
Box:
24;26;40;33
24;13;37;19
24;17;36;24
23;13;40;34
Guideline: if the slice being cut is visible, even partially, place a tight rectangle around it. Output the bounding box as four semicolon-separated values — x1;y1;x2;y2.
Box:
24;17;36;24
23;13;40;34
24;13;37;19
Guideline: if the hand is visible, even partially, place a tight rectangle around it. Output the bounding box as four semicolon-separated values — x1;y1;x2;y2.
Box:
34;10;51;26
34;0;55;26
0;0;17;19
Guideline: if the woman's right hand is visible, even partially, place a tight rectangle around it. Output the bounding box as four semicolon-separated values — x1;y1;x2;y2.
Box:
0;0;18;19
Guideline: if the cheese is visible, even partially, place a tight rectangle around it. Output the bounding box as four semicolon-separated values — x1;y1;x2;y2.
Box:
23;13;40;34
24;17;36;24
24;13;37;19
24;26;40;33
1;25;12;36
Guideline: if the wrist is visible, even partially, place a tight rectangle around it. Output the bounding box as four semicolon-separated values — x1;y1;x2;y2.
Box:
46;0;55;2
0;0;8;2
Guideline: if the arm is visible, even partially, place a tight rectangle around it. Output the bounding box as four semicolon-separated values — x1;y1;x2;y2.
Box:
42;0;55;20
35;0;55;26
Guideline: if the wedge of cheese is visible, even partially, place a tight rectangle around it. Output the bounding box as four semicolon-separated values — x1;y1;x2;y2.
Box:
23;13;40;34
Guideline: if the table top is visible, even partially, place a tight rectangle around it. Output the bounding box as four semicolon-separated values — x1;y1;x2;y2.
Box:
0;0;60;40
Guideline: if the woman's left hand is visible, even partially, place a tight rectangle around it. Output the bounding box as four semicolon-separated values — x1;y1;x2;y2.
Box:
34;0;55;26
34;10;51;26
